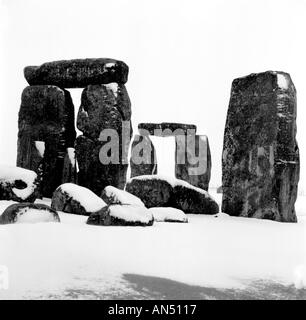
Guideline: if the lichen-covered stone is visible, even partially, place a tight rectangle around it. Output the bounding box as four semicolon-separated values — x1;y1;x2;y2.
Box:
222;71;299;222
24;58;129;88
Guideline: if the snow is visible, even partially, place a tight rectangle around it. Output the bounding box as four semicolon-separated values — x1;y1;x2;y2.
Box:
67;148;75;167
103;186;145;206
277;73;288;89
108;205;153;223
105;83;118;97
213;212;231;219
0;192;305;299
34;141;45;157
0;165;37;200
0;201;17;215
16;208;58;224
148;207;188;222
58;183;106;212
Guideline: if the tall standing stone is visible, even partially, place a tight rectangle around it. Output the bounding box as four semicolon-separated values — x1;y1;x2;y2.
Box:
75;83;132;195
222;71;299;222
130;134;157;177
175;134;211;191
17;85;76;197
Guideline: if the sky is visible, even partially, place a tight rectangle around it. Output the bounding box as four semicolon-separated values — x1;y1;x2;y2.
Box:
0;0;306;192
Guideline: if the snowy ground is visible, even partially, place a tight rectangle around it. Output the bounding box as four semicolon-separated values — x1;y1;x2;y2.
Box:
0;191;306;300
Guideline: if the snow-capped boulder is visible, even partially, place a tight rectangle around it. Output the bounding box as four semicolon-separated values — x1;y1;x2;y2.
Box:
87;204;154;226
101;186;145;206
0;203;60;224
125;175;219;214
0;200;18;215
0;165;39;202
51;183;106;216
148;207;188;223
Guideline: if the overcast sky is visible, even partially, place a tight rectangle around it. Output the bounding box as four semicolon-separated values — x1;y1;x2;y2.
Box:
1;0;305;191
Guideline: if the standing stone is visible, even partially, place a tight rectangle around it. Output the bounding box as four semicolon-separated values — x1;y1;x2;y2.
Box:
75;83;132;195
130;134;157;177
222;71;299;222
62;148;78;184
138;122;196;137
17;85;76;197
24;58;129;88
175;135;211;190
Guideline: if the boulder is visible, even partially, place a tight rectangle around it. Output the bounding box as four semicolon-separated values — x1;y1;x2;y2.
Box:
17;85;76;197
0;203;60;224
130;134;157;177
222;71;299;222
0;165;39;202
101;186;145;206
138;122;196;137
51;183;106;216
125;175;219;214
175;134;211;190
24;58;129;88
87;204;154;226
148;207;188;223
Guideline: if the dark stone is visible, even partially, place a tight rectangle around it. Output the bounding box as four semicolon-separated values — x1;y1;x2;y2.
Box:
222;71;299;222
0;166;39;202
130;134;157;178
51;183;106;216
138;122;197;137
125;175;219;214
75;84;132;194
17;85;76;197
62;148;78;184
0;203;60;224
175;135;211;190
24;58;129;88
87;204;154;226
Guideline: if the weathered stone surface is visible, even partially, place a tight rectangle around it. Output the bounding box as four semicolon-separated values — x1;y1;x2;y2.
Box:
0;165;39;202
138;122;197;136
175;135;211;190
24;58;129;88
17;85;76;197
51;183;106;216
130;134;157;178
75;84;132;194
62;148;78;184
125;175;219;214
0;203;60;224
87;204;154;226
101;186;145;206
222;71;299;222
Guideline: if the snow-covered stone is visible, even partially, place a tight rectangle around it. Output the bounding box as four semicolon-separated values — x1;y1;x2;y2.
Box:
125;175;219;214
51;183;106;216
0;203;60;224
148;207;188;223
0;165;39;202
87;204;154;226
101;186;145;206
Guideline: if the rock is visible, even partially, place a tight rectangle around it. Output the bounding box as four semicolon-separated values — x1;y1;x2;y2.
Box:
87;204;154;226
51;183;106;216
24;58;129;88
0;165;39;202
130;134;157;177
0;203;60;224
148;207;188;222
125;175;219;214
125;176;173;208
62;148;78;184
175;135;211;190
0;200;18;215
138;122;196;136
101;186;145;206
222;71;299;222
17;85;76;197
75;84;132;194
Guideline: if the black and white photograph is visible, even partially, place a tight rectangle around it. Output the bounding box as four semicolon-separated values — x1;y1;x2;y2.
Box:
0;0;306;304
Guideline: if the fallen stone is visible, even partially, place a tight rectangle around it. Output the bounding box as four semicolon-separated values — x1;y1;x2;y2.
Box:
130;134;157;177
222;71;299;222
51;183;106;216
24;58;129;88
148;207;188;222
87;204;154;226
138;122;196;137
0;203;60;224
101;186;145;206
0;165;39;202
